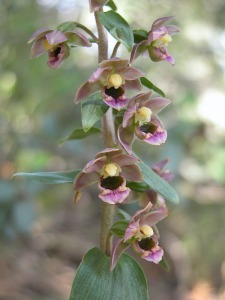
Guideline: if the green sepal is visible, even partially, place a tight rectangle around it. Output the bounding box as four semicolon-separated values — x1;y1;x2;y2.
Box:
140;77;165;97
81;92;109;132
57;21;78;32
110;220;129;237
59;127;101;145
69;247;149;300
133;29;148;43
106;0;117;10
139;160;179;204
98;11;134;51
12;169;81;184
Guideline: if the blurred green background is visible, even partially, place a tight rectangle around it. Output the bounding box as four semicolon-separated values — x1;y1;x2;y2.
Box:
1;0;225;299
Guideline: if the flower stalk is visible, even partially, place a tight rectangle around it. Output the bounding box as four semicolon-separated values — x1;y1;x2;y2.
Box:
94;9;116;256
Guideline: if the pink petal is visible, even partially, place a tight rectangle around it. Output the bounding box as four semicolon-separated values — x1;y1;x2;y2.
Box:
130;41;148;63
124;220;140;242
122;164;143;182
141;246;164;264
130;202;152;223
121;67;144;80
151;16;174;31
99;58;129;70
74;171;99;190
140;209;168;226
75;81;101;103
28;28;51;44
95;148;121;159
118;125;135;155
82;156;106;173
111;154;140;166
122;104;136;128
166;25;180;36
99;186;131;204
46;30;68;45
152;159;169;172
89;67;111;83
111;239;130;271
30;38;46;58
143;97;171;114
124;79;142;91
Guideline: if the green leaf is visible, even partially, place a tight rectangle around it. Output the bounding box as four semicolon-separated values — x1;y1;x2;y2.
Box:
139;160;179;204
106;0;117;10
98;11;134;51
140;77;165;97
110;220;129;237
127;181;149;193
159;255;170;272
133;29;148;43
12;170;81;184
81;92;109;132
69;247;148;300
59;127;101;144
57;21;77;32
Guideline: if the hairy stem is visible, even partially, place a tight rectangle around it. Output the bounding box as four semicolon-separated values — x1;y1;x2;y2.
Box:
94;9;116;256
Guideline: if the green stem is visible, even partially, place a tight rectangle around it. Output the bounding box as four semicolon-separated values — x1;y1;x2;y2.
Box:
74;22;98;42
110;41;121;58
94;9;116;256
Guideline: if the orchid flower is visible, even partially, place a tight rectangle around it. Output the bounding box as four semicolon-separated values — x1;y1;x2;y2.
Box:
75;58;144;110
111;203;168;270
28;28;91;68
131;16;179;65
118;92;171;154
74;148;143;204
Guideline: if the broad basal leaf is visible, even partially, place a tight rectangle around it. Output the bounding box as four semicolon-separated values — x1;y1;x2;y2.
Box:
140;77;165;97
98;11;134;51
139;160;179;204
59;127;101;145
81;92;109;132
12;170;81;184
69;247;148;300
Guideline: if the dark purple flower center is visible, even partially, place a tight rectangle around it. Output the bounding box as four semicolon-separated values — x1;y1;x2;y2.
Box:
49;46;61;59
138;237;156;251
105;86;124;101
139;122;158;134
101;176;123;190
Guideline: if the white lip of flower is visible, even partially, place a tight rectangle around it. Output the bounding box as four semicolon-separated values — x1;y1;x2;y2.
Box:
135;107;152;125
135;225;154;241
154;33;172;47
101;163;122;178
107;74;123;89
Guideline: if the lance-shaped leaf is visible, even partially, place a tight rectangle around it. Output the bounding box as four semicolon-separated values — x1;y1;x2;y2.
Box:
139;160;179;204
81;92;109;132
12;170;81;184
140;77;165;97
98;11;134;51
59;127;101;145
159;255;170;272
69;247;148;300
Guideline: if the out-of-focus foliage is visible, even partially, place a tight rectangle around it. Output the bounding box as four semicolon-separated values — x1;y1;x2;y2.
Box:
1;0;225;299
